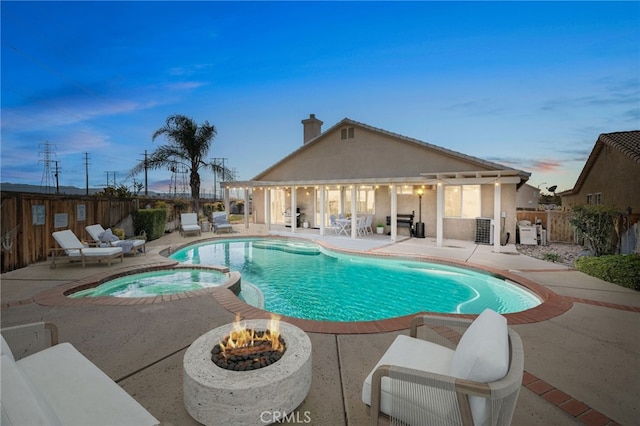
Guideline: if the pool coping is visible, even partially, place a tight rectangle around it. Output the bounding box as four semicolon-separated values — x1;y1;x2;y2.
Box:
32;235;573;333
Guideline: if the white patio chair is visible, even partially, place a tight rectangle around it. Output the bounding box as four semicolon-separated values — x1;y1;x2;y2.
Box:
85;224;146;255
365;214;374;235
50;230;123;268
363;309;524;426
180;213;201;237
329;215;339;234
357;215;368;237
1;322;159;425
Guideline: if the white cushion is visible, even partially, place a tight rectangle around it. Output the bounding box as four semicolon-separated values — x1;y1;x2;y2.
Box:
450;309;509;425
181;213;198;226
1;335;14;361
16;343;158;426
362;335;455;422
85;224;106;242
450;309;508;382
1;353;62;426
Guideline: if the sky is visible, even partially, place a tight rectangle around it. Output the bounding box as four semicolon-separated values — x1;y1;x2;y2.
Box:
1;1;639;196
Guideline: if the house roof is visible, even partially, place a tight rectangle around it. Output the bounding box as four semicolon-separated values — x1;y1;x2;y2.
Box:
561;130;640;196
251;117;530;183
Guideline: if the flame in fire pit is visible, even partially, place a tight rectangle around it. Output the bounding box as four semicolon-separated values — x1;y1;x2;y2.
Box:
218;314;284;359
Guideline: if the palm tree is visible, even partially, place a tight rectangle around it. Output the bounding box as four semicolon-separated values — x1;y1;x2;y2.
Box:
130;114;230;210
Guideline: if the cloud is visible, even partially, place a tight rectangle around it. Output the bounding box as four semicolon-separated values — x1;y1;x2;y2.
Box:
485;156;563;173
168;63;215;77
1;96;160;132
166;81;208;91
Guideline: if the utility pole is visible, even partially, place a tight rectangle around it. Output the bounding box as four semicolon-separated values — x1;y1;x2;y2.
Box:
83;152;90;195
144;150;148;196
54;160;60;194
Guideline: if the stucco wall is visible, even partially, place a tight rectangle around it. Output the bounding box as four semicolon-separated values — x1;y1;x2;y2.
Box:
257;126;495;181
563;145;640;212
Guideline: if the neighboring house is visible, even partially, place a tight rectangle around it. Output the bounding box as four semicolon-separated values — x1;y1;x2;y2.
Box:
224;115;530;251
560;131;640;213
516;183;540;210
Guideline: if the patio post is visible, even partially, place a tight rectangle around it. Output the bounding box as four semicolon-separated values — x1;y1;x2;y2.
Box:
244;187;250;229
494;181;502;252
390;185;397;242
265;187;271;231
350;185;357;238
291;186;297;233
224;186;230;217
319;185;325;236
436;182;444;247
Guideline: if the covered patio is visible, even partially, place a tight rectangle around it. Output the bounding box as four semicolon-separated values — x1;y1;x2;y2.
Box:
224;168;523;253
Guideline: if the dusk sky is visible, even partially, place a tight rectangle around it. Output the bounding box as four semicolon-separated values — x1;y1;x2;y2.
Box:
2;1;638;196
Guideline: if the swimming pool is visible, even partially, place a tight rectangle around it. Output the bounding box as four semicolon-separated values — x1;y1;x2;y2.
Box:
169;238;541;322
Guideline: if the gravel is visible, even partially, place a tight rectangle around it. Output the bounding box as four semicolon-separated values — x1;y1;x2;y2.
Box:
515;242;585;267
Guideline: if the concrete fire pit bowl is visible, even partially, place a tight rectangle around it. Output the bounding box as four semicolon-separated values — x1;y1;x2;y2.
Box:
183;319;312;425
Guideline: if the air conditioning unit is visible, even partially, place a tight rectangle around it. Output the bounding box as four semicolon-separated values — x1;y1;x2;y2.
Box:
475;218;494;245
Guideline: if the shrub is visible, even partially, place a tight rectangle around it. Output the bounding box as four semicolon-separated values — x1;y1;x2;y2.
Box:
542;253;562;263
132;208;167;241
575;254;640;290
569;205;622;256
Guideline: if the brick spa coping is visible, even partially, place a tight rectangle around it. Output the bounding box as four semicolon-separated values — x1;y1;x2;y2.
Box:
31;235;573;334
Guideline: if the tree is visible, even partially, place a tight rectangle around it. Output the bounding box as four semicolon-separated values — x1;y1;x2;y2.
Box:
130;114;230;210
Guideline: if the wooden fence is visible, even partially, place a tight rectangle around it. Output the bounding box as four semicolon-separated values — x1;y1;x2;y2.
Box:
517;210;575;243
517;210;640;247
0;192;180;273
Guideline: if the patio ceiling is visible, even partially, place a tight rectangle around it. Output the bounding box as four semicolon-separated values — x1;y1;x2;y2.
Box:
223;169;524;189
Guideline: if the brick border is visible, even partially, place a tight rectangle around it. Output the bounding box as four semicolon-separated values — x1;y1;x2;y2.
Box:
523;372;620;426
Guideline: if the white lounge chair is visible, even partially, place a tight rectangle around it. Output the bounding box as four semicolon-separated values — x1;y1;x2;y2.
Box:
85;224;146;254
212;212;233;234
363;309;524;426
180;213;201;237
50;230;123;268
1;322;159;426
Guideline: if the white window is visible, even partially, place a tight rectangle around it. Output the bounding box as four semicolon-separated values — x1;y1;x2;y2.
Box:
344;186;375;216
586;193;593;204
444;185;481;218
594;193;602;205
396;185;416;195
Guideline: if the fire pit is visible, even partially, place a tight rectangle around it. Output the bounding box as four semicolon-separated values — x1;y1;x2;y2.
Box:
211;317;286;371
183;318;312;425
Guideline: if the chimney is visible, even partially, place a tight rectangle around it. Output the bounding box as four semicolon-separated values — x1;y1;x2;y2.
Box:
301;114;323;145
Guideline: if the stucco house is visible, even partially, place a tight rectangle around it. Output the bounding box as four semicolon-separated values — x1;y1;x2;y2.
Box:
560;131;640;213
516;183;540;211
225;115;530;252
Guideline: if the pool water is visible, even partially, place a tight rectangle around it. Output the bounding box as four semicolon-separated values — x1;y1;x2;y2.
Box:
169;239;540;322
69;269;228;298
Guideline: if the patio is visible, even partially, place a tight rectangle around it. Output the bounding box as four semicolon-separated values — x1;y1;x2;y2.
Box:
1;224;638;425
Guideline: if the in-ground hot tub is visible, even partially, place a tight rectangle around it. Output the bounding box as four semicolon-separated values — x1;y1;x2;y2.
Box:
183;319;312;425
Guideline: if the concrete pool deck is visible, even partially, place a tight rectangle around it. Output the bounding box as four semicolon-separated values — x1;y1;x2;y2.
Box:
1;224;639;425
